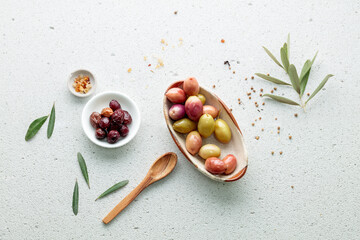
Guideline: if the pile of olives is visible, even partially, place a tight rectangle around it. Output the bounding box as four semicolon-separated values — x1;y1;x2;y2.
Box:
166;77;237;175
89;99;132;144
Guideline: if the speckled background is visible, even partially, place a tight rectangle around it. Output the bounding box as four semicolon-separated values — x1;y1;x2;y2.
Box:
1;1;359;239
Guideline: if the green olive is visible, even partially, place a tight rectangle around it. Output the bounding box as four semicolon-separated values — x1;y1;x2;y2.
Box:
198;114;215;138
199;144;221;159
197;94;206;105
214;119;232;143
173;118;196;133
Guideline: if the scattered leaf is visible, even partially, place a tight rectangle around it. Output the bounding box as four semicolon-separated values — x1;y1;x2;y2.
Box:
255;73;291;85
262;46;284;69
77;153;90;189
263;94;300;105
280;44;289;73
288;64;301;94
72;180;79;215
95;180;129;201
306;74;334;104
287;34;290;59
25;115;48;141
47;103;55;139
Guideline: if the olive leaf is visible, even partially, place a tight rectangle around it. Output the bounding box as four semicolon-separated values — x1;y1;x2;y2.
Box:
280;44;289;73
255;73;291;85
47;103;55;139
288;64;301;94
77;152;90;189
263;94;300;105
72;180;79;216
306;74;334;104
287;34;290;59
95;180;129;201
262;46;284;69
300;69;311;96
25;115;49;141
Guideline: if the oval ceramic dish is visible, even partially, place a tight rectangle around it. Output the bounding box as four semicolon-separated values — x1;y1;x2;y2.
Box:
163;81;248;182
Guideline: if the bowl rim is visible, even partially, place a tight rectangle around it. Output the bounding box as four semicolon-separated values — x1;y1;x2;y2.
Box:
81;91;141;148
68;69;96;98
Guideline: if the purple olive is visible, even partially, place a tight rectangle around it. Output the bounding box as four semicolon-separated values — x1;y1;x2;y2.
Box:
109;99;121;111
99;117;110;129
119;125;129;137
107;130;120;143
123;111;132;125
108;122;121;131
90;112;101;128
169;104;186;121
111;109;124;124
95;128;106;139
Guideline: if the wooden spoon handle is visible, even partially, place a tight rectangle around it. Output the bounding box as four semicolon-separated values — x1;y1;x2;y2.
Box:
102;176;152;224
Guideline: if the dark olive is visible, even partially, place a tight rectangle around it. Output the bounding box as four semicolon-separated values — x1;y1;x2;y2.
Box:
99;117;110;129
95;128;106;139
111;109;124;124
109;100;121;111
107;130;120;143
123;111;132;125
89;112;101;128
119;125;129;137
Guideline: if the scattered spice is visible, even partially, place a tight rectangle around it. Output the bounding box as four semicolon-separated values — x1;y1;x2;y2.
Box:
143;56;147;61
148;64;151;67
291;185;294;189
259;117;262;120
307;93;310;96
267;73;270;76
230;108;233;111
277;127;280;130
260;93;263;97
253;90;256;93
271;90;274;93
251;76;254;79
251;123;255;126
260;88;263;92
274;87;277;90
251;87;254;90
127;68;132;73
275;118;278;120
255;104;259;107
271;151;274;155
294;113;298;117
249;96;252;100
289;136;292;139
262;102;265;105
280;151;283;155
261;128;264;131
277;131;280;134
245;77;248;80
73;75;92;94
174;11;178;15
221;39;225;43
233;71;236;74
247;92;251;96
255;136;260;140
212;85;216;88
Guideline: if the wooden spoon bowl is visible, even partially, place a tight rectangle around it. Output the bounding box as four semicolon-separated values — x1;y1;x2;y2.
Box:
163;81;248;182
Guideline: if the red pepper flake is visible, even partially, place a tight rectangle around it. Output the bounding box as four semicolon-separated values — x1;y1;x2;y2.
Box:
148;64;151;67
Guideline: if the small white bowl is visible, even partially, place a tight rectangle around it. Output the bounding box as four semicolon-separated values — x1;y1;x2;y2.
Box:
82;91;141;148
68;69;96;97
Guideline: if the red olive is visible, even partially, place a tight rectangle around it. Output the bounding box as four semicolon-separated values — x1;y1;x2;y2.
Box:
205;157;226;175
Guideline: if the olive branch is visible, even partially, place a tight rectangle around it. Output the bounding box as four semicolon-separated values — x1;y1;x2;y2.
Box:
256;34;333;111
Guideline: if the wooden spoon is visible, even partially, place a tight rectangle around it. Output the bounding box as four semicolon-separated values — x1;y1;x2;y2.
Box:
163;81;248;182
102;152;177;224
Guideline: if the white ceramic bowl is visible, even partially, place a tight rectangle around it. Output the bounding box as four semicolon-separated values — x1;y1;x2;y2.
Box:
82;91;141;148
68;69;96;97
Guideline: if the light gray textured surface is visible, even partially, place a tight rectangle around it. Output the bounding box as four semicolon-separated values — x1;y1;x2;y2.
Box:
1;1;360;239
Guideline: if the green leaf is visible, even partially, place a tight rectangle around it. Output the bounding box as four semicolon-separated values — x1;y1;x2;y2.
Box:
262;46;284;69
72;180;79;216
299;60;312;83
255;73;291;85
311;51;318;65
95;180;129;201
288;64;301;94
25;115;49;141
77;153;90;189
280;44;289;73
306;74;334;104
287;33;290;59
263;94;300;106
47;103;55;139
300;70;311;96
